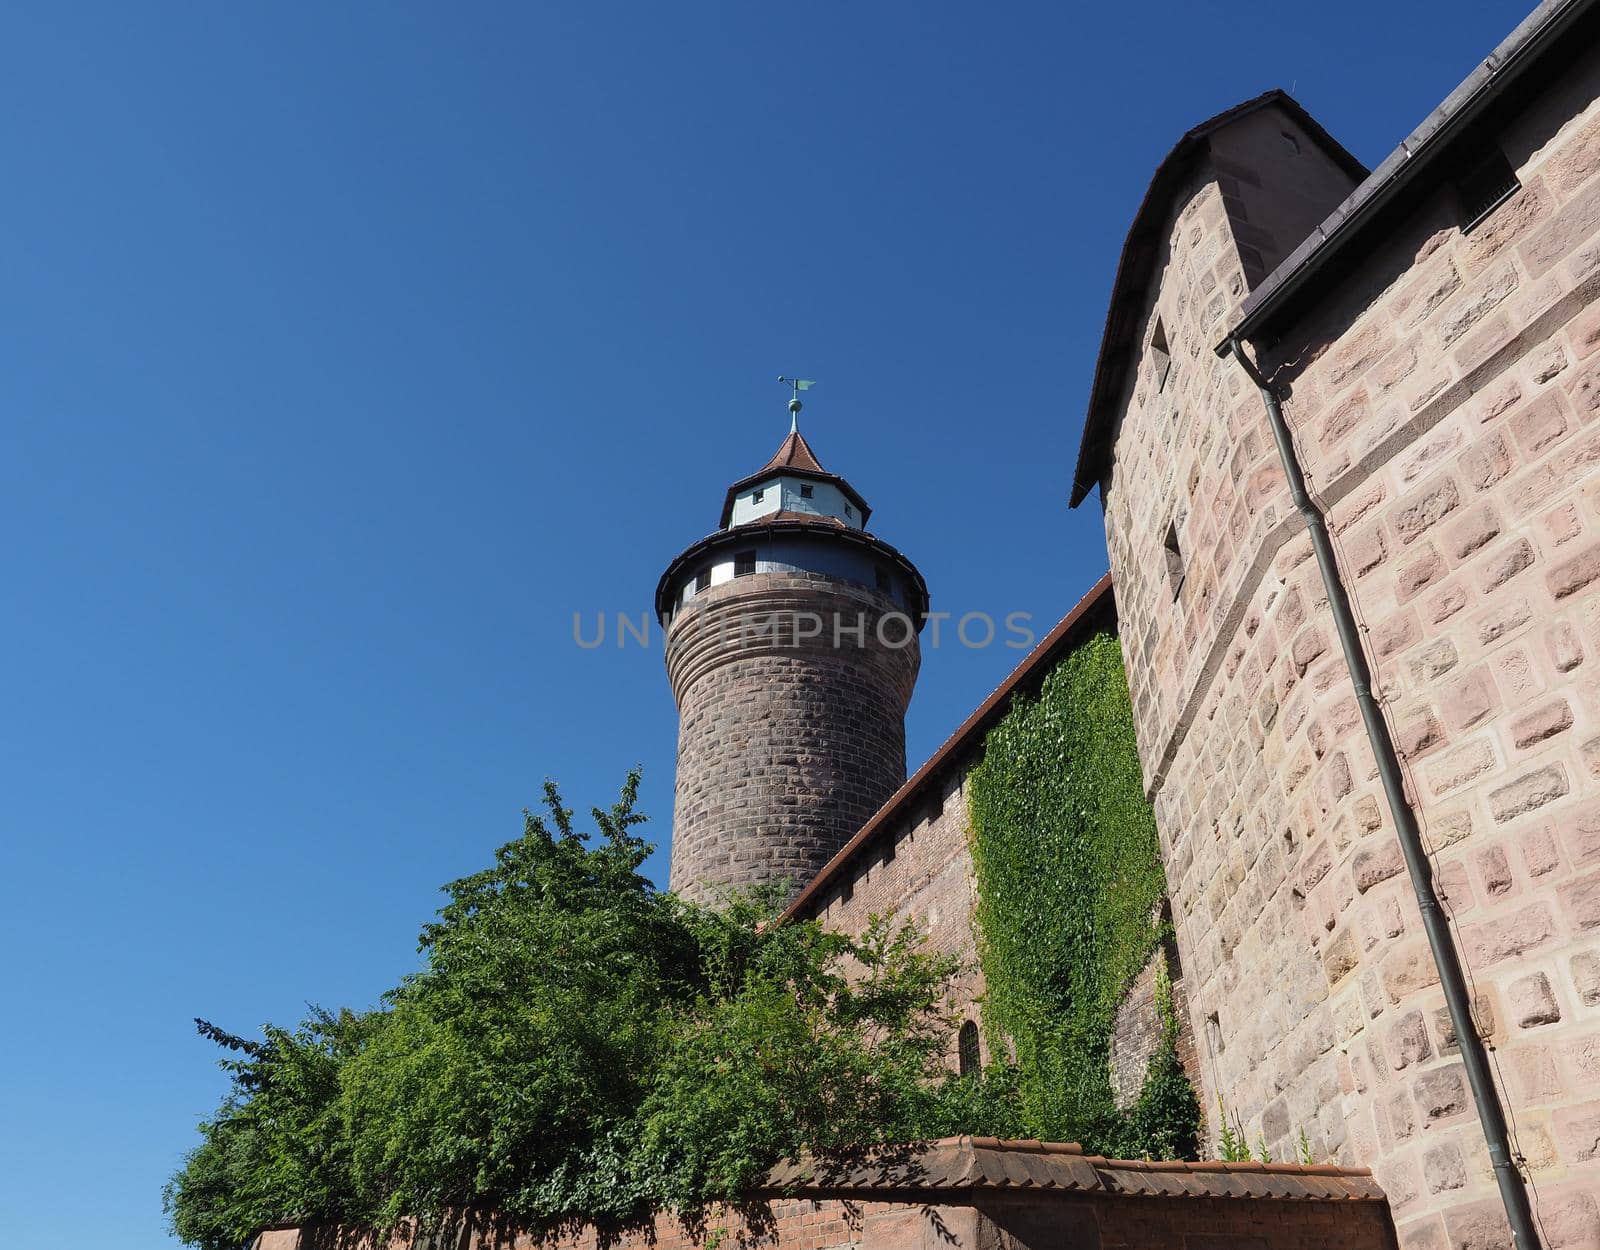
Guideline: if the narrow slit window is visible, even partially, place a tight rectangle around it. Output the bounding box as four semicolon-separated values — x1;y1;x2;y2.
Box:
799;483;814;499
1150;318;1172;393
957;1021;980;1077
839;877;854;904
1163;520;1185;600
1457;147;1520;233
734;550;756;577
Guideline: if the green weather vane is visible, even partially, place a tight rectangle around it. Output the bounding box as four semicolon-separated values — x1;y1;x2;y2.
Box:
777;376;815;431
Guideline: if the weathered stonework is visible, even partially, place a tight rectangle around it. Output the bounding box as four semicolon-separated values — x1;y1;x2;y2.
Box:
257;1137;1400;1250
1092;42;1600;1250
666;571;919;905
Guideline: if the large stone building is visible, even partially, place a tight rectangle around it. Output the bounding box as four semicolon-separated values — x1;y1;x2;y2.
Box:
657;2;1600;1247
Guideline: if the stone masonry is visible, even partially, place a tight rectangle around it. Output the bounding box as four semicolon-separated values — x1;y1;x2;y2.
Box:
256;1137;1399;1250
1088;35;1600;1250
666;570;919;905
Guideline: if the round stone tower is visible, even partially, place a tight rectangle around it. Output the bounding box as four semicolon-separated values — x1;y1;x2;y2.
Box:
656;417;928;905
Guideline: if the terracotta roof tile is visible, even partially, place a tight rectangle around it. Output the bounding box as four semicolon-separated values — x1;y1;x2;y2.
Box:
762;429;826;474
757;1139;1386;1204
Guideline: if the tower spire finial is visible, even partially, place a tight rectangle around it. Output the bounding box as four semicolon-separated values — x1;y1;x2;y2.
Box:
777;375;815;433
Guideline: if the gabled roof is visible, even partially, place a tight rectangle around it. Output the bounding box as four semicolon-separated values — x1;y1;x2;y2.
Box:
1068;91;1366;507
719;429;873;528
782;573;1115;922
1223;0;1599;351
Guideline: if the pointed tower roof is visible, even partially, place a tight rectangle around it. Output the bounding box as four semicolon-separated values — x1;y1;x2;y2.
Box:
762;428;827;475
719;428;873;529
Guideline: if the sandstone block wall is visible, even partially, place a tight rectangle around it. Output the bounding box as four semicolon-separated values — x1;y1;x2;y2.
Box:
666;571;919;905
1098;45;1600;1250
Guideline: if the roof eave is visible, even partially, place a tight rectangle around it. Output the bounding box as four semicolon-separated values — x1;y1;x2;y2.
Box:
1219;0;1598;353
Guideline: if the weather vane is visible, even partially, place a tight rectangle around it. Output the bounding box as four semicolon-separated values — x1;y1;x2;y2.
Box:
777;376;815;431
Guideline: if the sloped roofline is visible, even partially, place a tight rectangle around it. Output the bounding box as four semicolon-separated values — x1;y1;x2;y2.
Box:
1067;90;1367;507
781;572;1115;922
1222;0;1598;351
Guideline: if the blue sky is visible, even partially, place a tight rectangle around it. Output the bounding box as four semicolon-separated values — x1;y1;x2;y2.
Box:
0;1;1529;1243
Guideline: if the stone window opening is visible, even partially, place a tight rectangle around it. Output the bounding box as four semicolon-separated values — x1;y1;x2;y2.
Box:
799;483;814;499
927;790;944;823
957;1020;980;1077
1205;1011;1224;1056
1163;520;1185;600
839;876;854;905
1150;318;1172;392
1456;145;1520;233
734;550;756;577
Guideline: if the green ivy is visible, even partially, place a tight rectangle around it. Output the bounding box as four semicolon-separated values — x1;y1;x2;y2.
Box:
968;630;1197;1157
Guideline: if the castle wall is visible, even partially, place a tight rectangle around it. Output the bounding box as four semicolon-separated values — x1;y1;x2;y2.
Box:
1099;48;1600;1250
666;570;918;905
806;762;989;1068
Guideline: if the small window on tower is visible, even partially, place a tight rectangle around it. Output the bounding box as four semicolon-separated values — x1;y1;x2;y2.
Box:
752;488;764;503
799;483;814;499
875;566;892;593
734;550;756;577
1457;146;1521;233
1163;520;1185;600
844;503;854;518
695;568;711;593
957;1021;980;1077
1150;318;1172;393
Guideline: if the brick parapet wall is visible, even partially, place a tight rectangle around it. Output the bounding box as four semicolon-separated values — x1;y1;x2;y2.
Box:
665;570;920;905
798;755;987;1069
1099;43;1600;1250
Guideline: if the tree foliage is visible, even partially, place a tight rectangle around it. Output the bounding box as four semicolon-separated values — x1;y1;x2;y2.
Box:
166;773;1009;1250
967;630;1199;1158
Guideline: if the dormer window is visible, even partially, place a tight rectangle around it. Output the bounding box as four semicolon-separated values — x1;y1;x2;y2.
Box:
1150;318;1172;392
1457;146;1521;233
799;484;814;499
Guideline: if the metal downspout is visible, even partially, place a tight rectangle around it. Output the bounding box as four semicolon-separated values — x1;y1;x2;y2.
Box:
1223;335;1540;1250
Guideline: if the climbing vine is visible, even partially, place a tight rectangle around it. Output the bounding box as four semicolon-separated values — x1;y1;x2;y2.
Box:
968;630;1198;1157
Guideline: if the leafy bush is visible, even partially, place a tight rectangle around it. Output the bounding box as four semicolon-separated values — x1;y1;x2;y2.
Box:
165;773;1010;1249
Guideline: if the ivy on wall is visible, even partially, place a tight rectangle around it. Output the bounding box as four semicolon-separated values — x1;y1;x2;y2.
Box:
968;629;1198;1157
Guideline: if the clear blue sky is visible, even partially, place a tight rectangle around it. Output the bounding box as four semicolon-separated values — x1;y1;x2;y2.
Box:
0;1;1528;1243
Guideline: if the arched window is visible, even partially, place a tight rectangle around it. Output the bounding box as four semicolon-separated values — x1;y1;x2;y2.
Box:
957;1020;980;1077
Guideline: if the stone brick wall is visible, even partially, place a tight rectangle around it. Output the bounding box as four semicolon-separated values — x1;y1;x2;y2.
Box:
803;760;987;1068
1097;45;1600;1250
1107;938;1202;1112
256;1148;1400;1250
665;570;919;905
259;1191;1402;1250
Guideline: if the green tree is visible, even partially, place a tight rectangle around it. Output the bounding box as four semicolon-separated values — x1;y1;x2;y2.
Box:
166;772;1001;1250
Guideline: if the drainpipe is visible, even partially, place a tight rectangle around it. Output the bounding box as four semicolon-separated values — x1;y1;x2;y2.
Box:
1223;335;1540;1250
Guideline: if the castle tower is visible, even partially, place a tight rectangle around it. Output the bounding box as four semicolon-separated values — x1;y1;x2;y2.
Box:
656;410;928;905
